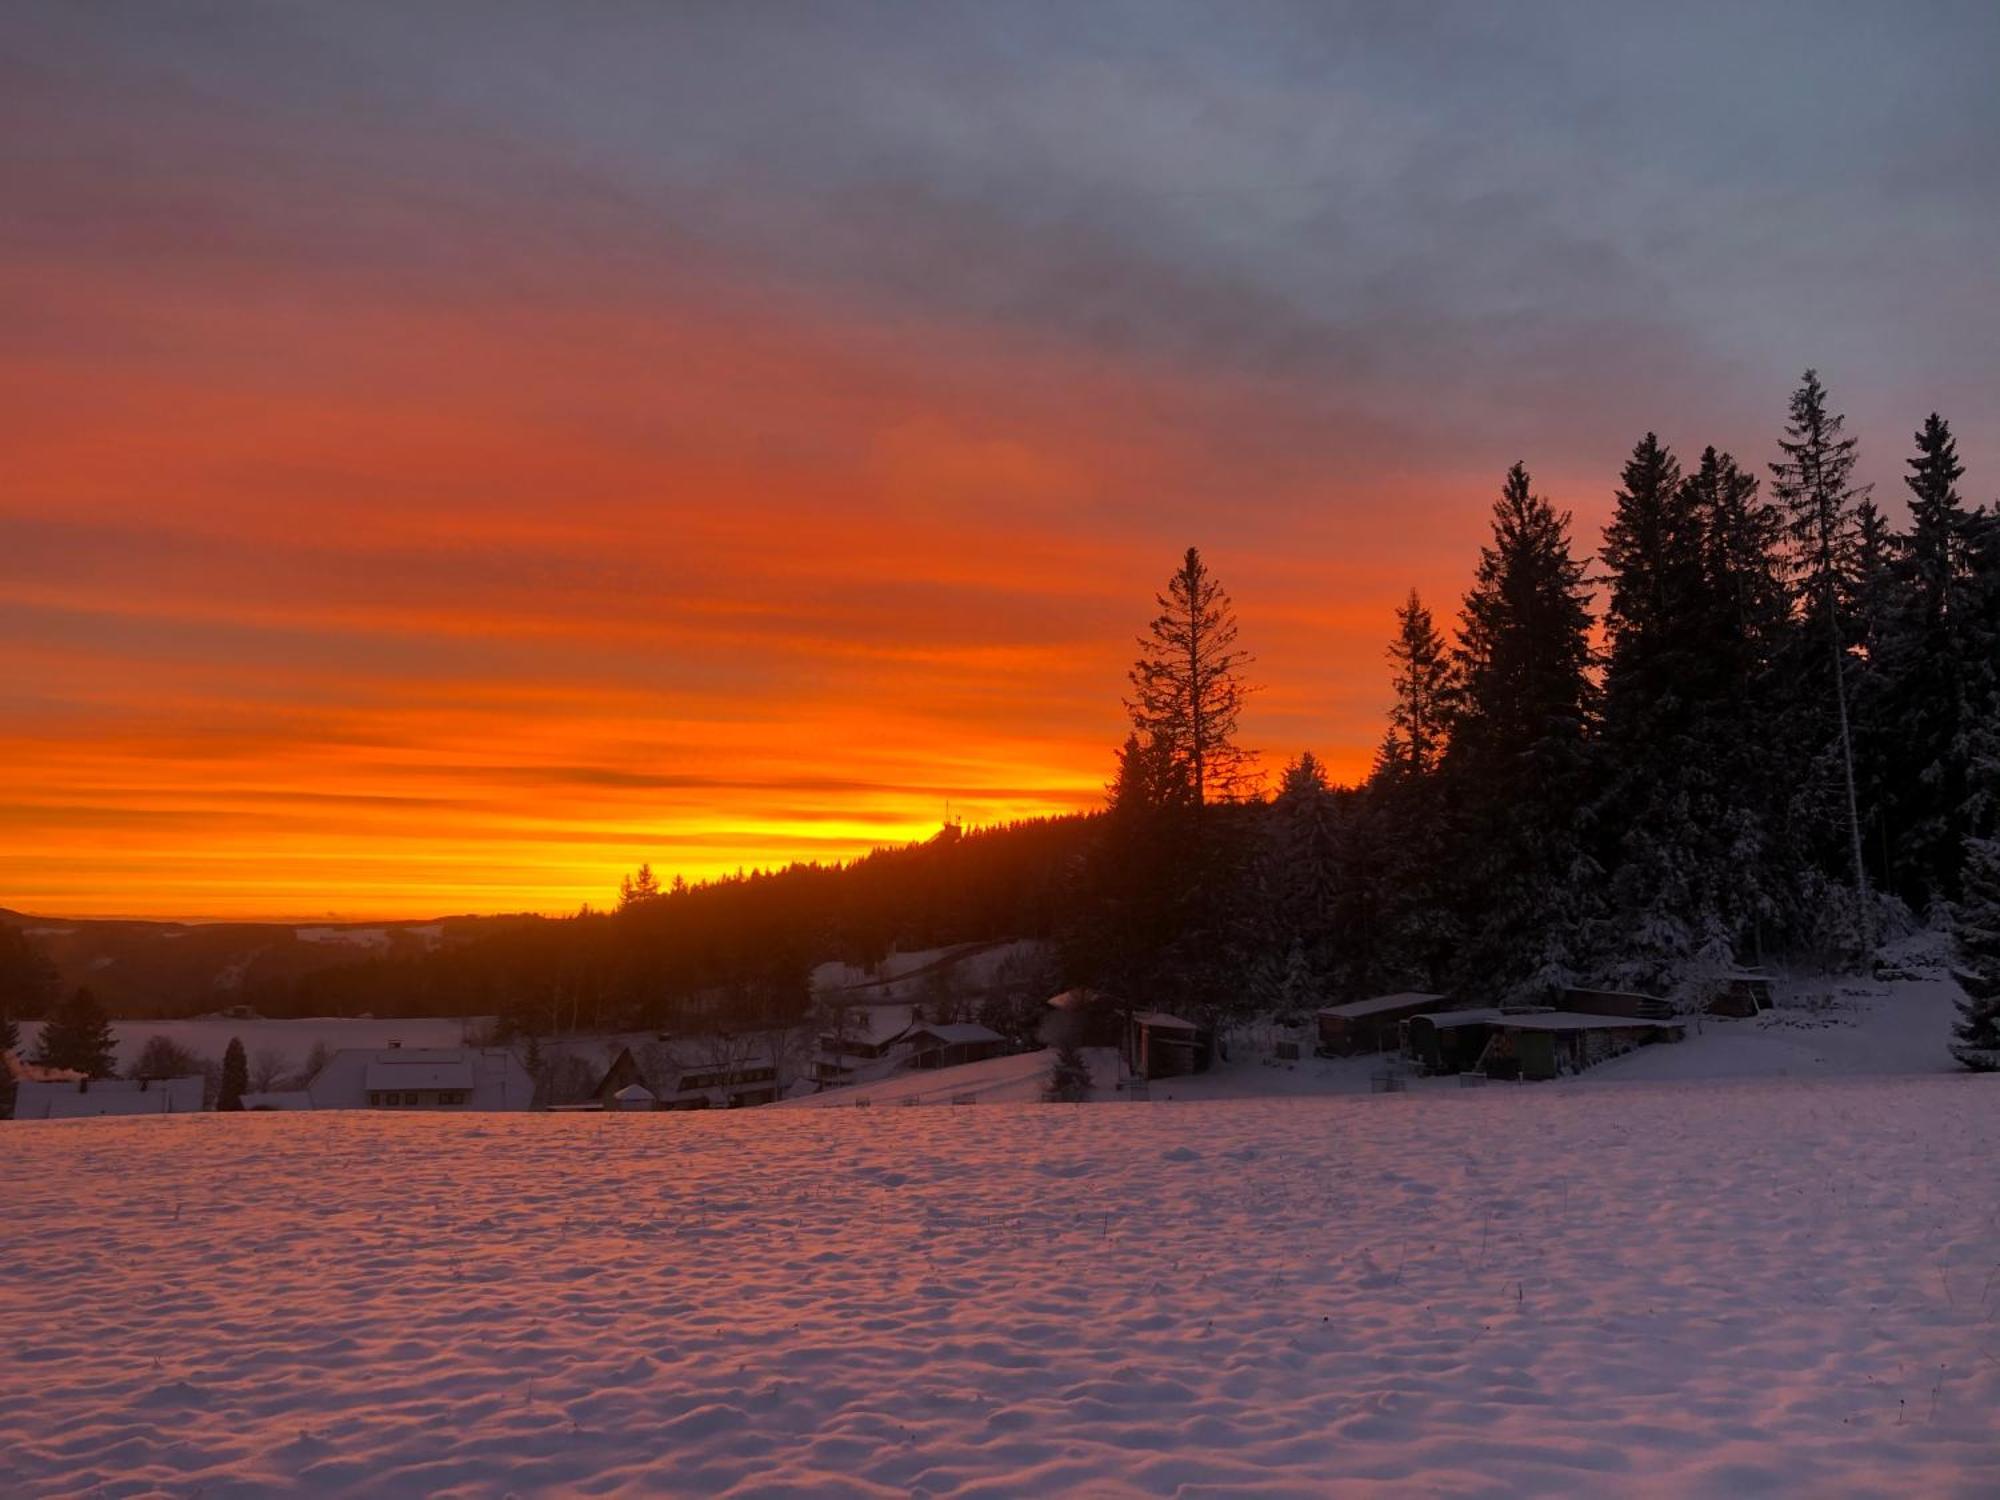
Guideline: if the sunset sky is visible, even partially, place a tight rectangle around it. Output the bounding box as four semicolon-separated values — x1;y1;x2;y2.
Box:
5;3;1998;920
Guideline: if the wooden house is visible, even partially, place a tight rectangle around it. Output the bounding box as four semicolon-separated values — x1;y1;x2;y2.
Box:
1315;993;1448;1055
306;1045;533;1110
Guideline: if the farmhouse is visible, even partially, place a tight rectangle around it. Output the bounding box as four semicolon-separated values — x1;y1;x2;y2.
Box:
1316;993;1448;1055
1403;1008;1684;1081
895;1022;1007;1071
307;1045;533;1110
14;1075;204;1119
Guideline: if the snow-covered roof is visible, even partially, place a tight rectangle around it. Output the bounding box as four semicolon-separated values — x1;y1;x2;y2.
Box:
14;1076;204;1119
1412;1008;1505;1029
307;1047;532;1110
1501;1011;1686;1033
900;1023;1004;1046
241;1090;315;1111
613;1083;655;1102
821;1005;917;1047
362;1059;474;1092
1129;1011;1198;1031
1318;992;1446;1021
1413;1008;1683;1033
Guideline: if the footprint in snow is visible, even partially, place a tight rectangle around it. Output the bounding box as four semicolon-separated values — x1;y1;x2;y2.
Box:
1161;1146;1200;1162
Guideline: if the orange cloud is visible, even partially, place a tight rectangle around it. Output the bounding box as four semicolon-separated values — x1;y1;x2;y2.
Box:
1;175;1520;922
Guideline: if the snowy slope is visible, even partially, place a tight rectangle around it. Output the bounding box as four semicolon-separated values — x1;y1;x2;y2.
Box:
4;1080;1996;1497
784;1046;1123;1107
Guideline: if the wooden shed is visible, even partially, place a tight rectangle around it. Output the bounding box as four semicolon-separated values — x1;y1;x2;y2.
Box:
1122;1011;1210;1081
1315;992;1448;1055
1707;971;1775;1018
1404;1007;1685;1081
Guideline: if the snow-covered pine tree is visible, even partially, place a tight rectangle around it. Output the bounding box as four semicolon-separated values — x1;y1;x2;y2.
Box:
1264;752;1341;991
1595;434;1711;992
1063;731;1198;1009
31;987;117;1079
1446;462;1600;1003
1383;591;1451;778
218;1036;248;1111
1044;1037;1093;1101
1769;370;1872;930
1948;831;2000;1070
1686;446;1792;956
1877;415;1979;909
1366;594;1460;991
1127;546;1256;806
0;1002;15;1119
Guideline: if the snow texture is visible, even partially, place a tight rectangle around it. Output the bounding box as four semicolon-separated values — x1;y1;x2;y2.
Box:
3;1079;1996;1497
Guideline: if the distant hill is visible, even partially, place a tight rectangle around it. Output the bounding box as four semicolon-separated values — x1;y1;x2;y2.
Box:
0;908;540;1018
0;814;1097;1024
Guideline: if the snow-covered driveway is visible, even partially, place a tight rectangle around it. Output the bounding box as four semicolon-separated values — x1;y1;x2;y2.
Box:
3;1080;1995;1496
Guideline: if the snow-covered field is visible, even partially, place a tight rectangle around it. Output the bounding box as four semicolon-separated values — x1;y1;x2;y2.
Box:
4;1080;1995;1497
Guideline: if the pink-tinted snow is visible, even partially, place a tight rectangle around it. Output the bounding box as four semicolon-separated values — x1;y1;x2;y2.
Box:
3;1080;1996;1497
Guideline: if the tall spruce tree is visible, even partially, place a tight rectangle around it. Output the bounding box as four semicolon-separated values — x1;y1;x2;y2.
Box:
0;925;60;1030
1949;834;2000;1070
1949;683;2000;1072
1595;434;1717;992
1128;547;1255;805
1382;590;1450;779
1264;752;1342;992
1368;594;1458;990
1878;414;1977;907
1685;446;1793;957
1065;732;1196;1006
0;1001;16;1120
1770;370;1871;925
1447;462;1599;1002
31;987;117;1078
219;1036;249;1111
